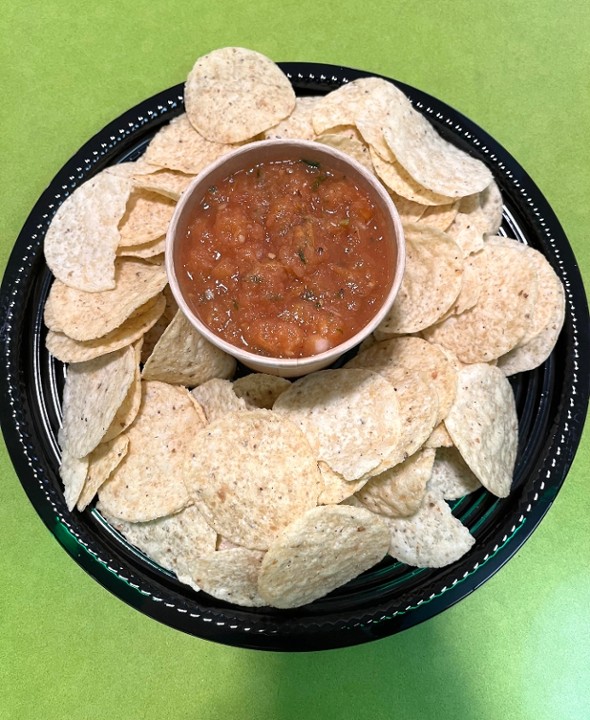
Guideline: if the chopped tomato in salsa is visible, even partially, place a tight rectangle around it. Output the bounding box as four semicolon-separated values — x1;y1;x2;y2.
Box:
177;158;395;358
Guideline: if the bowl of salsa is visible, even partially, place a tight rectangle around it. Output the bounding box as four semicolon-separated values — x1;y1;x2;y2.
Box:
166;139;405;377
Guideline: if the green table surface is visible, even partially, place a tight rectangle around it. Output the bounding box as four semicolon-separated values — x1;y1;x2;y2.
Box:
1;2;589;718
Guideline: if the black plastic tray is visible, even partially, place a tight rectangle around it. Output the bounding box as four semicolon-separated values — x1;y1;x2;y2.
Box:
1;62;588;651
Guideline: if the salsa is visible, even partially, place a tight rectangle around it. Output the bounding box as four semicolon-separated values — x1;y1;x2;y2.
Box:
177;157;395;358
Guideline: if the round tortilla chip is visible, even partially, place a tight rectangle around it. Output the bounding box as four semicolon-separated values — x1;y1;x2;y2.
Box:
273;368;402;482
185;47;296;143
367;367;439;474
77;435;130;511
190;378;247;423
232;373;291;410
258;504;390;608
60;344;136;458
310;77;398;136
103;505;217;580
347;336;457;424
317;462;369;505
428;446;482;500
44;169;132;292
423;242;537;363
376;224;463;335
486;237;566;374
383;490;475;567
45;295;166;363
371;148;454;206
444;364;518;498
181;548;266;606
142;309;236;386
185;410;322;550
315;128;374;173
98;381;203;522
356;448;435;518
263;96;318;140
58;430;89;511
143;114;236;175
44;259;167;341
382;108;493;197
118;188;176;247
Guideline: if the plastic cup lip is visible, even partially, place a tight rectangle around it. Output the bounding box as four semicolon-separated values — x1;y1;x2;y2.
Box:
166;138;406;377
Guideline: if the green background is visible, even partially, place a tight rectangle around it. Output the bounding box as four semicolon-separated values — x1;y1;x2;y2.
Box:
1;2;589;718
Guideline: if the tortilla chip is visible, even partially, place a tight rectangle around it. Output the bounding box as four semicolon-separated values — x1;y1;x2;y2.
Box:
58;429;89;511
181;547;266;606
185;410;321;550
273;368;402;482
142;309;236;386
347;336;457;424
428;446;482;500
132;167;196;200
263;96;318;140
356;448;435;518
77;435;130;511
315;127;374;173
383;490;475;567
190;378;247;423
382;109;493;197
444;364;518;498
46;295;166;363
102;340;143;443
103;504;217;581
376;224;463;335
317;462;369;505
185;47;296;143
371;148;454;206
118;188;176;247
423;242;537;363
232;373;291;409
44;259;167;341
60;344;136;458
98;381;203;521
44;169;132;291
117;236;166;259
258;504;390;608
143;114;236;175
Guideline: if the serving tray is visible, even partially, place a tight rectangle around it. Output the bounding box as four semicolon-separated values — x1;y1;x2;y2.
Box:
1;62;588;651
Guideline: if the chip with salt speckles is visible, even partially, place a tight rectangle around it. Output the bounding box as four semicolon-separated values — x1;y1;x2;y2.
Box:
356;448;435;518
102;505;217;584
427;446;482;501
143;114;236;175
381;490;475;567
44;259;167;341
423;241;537;363
185;47;296;143
142;309;236;387
375;224;463;336
46;294;166;364
181;548;266;606
98;381;203;522
444;364;518;498
190;378;247;423
273;368;402;482
60;343;136;459
44;169;132;292
77;434;130;511
257;504;390;608
185;410;321;551
347;336;457;425
232;373;291;410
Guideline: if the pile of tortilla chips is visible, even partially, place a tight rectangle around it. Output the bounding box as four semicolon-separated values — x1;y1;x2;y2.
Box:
44;47;565;609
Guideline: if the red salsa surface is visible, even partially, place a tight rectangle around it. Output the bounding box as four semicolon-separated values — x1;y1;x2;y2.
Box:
177;158;395;358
